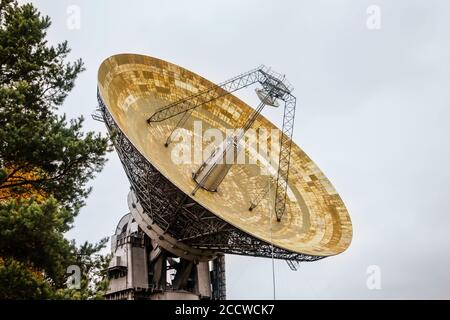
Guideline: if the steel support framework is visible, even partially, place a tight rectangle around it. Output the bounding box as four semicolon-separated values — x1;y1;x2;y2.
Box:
147;66;297;222
98;91;323;263
211;254;226;300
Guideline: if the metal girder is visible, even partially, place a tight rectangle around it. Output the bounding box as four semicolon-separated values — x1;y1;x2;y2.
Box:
146;65;294;124
212;254;226;300
286;260;301;271
147;66;264;123
274;94;296;222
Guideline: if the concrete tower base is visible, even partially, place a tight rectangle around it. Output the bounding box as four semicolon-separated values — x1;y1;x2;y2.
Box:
105;191;226;300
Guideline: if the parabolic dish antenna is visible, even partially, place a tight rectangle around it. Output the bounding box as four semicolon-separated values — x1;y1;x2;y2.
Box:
97;54;352;264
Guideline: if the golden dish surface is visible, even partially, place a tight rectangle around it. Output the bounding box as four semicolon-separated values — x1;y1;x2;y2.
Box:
97;54;352;257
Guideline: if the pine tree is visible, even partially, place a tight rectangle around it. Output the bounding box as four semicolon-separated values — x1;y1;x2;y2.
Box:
0;0;111;298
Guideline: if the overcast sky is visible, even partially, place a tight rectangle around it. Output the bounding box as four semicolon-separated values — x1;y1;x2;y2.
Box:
28;0;450;299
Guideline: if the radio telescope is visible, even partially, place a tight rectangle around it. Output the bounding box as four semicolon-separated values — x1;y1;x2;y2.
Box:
95;54;352;300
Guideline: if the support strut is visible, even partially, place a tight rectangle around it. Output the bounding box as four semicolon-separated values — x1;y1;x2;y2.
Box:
147;66;296;223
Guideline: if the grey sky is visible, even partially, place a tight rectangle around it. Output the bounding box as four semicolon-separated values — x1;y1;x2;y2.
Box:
28;0;450;299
